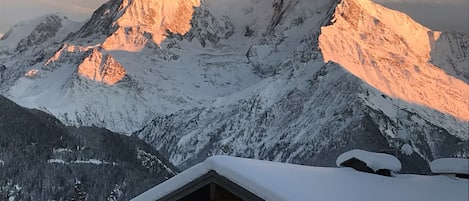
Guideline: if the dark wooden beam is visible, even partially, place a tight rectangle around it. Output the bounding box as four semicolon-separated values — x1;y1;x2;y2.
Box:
210;183;216;201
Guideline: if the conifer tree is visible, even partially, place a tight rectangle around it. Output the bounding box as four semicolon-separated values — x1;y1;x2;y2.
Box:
71;181;87;201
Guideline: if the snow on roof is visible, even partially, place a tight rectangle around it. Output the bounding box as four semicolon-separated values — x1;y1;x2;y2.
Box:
131;155;468;201
336;149;402;172
430;158;469;175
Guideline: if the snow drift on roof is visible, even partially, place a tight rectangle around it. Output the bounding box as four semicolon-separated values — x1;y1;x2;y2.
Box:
131;155;468;201
336;149;401;172
430;158;469;175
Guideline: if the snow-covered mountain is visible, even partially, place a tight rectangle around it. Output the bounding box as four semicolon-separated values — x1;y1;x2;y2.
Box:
1;0;263;133
0;0;468;172
135;0;468;170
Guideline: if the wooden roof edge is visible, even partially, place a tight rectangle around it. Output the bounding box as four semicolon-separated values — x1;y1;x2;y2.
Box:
158;170;265;201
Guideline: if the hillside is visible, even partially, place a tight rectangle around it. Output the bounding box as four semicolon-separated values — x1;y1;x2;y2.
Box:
0;95;177;201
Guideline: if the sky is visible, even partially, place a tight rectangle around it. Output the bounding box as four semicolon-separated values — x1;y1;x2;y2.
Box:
0;0;468;33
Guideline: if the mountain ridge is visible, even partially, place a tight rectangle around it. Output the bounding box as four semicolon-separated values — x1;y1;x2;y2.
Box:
320;0;469;123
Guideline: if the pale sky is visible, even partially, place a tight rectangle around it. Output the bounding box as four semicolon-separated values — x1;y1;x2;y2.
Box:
0;0;467;33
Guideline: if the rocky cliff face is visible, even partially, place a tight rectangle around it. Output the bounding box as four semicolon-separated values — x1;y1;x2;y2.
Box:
0;0;467;175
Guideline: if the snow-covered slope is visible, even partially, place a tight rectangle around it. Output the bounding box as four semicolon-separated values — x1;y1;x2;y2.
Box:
430;32;469;83
0;13;81;53
319;0;469;125
0;13;82;91
0;0;467;173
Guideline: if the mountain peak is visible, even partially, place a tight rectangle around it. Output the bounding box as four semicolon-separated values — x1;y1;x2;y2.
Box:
77;49;127;85
101;0;200;51
0;13;78;52
319;0;469;121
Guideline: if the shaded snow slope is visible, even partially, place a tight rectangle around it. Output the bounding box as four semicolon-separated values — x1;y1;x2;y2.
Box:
132;156;469;201
0;13;80;53
0;13;82;92
137;60;467;171
430;32;469;83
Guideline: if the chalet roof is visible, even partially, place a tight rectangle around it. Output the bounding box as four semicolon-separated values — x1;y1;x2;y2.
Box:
131;155;469;201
